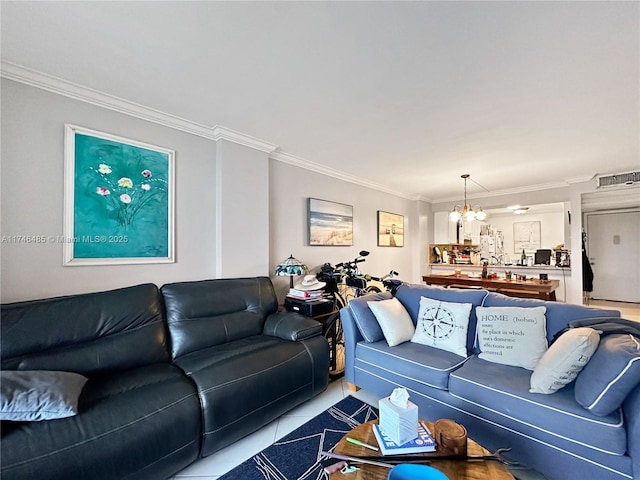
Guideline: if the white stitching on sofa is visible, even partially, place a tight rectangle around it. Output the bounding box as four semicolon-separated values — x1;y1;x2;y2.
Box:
358;343;469;372
354;367;631;478
299;340;316;393
1;393;199;469
449;372;624;427
348;304;375;342
356;360;447;390
448;391;625;456
587;335;640;411
121;439;198;479
199;350;307;394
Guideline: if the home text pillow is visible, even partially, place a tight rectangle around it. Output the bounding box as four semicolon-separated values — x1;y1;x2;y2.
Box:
574;333;640;416
411;297;471;357
530;327;600;394
367;297;415;347
475;306;548;370
0;370;88;421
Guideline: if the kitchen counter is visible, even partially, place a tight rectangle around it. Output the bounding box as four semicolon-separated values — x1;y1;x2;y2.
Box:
429;263;570;272
429;264;571;302
423;273;560;301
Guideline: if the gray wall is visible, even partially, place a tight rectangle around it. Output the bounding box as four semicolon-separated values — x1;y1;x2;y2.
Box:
269;161;424;300
1;78;590;305
1;80;217;302
1;79;422;303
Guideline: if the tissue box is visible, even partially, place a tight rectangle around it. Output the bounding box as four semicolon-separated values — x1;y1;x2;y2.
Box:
378;396;419;445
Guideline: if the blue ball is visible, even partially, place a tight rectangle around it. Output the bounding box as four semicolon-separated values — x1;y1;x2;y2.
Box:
387;464;450;480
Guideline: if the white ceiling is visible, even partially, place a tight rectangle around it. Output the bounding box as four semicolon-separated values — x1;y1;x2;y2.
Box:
1;1;638;201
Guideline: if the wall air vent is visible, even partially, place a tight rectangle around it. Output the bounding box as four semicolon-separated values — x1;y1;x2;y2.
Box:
597;171;640;188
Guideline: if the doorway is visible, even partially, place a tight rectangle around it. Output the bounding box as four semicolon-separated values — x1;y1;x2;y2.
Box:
585;210;640;303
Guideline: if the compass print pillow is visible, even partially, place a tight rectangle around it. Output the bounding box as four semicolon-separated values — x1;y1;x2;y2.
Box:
411;297;472;357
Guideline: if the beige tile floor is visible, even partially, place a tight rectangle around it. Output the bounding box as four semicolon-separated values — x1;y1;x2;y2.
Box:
588;299;640;322
171;379;379;479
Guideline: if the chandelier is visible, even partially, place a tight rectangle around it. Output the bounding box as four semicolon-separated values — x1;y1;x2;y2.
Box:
449;174;487;223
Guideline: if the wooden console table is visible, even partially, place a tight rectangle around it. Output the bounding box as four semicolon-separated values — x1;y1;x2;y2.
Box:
422;274;559;301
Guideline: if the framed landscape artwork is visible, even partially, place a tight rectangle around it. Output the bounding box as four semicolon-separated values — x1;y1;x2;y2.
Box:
63;125;175;265
377;211;404;247
308;198;353;246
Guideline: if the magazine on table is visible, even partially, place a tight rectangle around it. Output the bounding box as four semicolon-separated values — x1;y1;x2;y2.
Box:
372;422;436;455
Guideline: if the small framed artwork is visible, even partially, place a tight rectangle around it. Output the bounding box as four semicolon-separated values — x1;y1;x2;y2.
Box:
308;198;353;246
63;124;175;265
377;211;404;247
513;221;541;253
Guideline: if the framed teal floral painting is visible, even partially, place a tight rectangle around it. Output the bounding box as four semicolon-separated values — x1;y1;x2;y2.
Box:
63;125;175;265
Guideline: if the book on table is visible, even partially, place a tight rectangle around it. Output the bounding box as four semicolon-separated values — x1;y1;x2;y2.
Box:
372;422;436;455
287;289;324;300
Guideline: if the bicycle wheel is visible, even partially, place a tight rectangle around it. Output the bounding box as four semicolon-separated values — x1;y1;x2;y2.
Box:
325;294;346;379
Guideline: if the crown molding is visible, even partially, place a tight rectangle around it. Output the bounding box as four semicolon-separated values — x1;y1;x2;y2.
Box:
1;61;220;139
0;61;582;204
1;62;278;155
211;126;277;154
270;149;420;201
1;61;417;196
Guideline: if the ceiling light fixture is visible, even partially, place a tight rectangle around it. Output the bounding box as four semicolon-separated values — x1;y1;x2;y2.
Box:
507;205;529;215
449;174;487;222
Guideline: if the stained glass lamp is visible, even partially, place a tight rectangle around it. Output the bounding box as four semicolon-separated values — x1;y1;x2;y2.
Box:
274;255;308;288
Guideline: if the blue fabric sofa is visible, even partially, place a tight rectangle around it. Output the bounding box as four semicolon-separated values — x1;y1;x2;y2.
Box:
341;283;639;480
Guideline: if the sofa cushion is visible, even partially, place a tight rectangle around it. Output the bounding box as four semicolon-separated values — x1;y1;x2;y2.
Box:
0;370;88;421
0;284;169;374
449;356;627;456
174;334;328;456
162;277;279;358
396;284;489;353
368;297;415;346
575;333;640;416
355;340;468;391
263;312;322;341
0;364;202;480
411;297;471;357
481;292;621;343
347;291;393;342
530;327;600;394
475;306;548;370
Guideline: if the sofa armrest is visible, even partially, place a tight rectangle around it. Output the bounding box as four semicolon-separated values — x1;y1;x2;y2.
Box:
623;382;640;476
263;312;322;341
340;305;364;385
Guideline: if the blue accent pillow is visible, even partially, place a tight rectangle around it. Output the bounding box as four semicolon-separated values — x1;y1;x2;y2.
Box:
347;291;393;342
0;370;88;421
574;334;640;416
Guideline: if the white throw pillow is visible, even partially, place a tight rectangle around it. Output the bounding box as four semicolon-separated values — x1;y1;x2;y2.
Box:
367;298;415;347
476;306;548;370
530;327;600;394
411;297;471;357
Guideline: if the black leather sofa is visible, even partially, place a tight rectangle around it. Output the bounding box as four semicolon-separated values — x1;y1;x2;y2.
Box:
0;277;329;480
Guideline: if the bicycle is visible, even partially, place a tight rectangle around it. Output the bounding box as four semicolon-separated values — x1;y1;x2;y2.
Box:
368;269;404;296
317;250;384;378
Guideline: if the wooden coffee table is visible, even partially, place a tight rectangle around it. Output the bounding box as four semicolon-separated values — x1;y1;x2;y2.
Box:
329;420;515;480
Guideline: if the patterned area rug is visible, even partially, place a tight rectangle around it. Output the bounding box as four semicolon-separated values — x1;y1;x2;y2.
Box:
218;396;378;480
218;395;547;480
